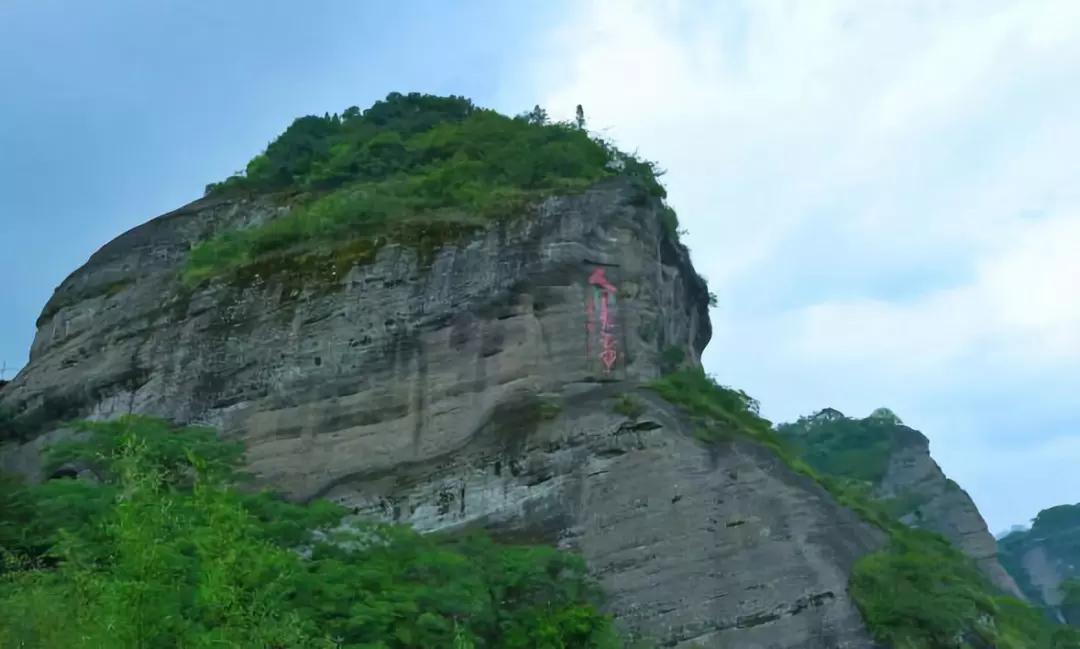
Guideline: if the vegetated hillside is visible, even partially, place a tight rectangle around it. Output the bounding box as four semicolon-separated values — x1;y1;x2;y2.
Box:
999;503;1080;624
656;371;1080;649
0;417;624;648
2;92;1078;648
776;407;1025;599
5;376;1080;648
5;92;870;648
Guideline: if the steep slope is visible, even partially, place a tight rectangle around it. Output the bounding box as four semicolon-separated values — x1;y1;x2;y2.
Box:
999;504;1080;622
777;408;1025;599
0;93;890;646
0;178;709;487
8;93;1075;647
0;180;887;647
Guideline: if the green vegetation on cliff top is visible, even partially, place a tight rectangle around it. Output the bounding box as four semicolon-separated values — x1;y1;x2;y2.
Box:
0;416;626;649
651;368;1080;649
773;406;956;524
775;407;906;484
184;93;672;287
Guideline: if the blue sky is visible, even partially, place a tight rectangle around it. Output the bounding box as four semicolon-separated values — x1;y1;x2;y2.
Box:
0;0;561;373
3;1;1079;533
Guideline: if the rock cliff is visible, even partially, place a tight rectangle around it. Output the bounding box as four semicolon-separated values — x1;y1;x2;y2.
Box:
998;503;1080;622
777;409;1025;600
875;425;1025;599
0;177;887;647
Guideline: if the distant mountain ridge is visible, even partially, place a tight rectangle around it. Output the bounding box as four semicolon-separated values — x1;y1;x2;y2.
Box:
999;503;1080;623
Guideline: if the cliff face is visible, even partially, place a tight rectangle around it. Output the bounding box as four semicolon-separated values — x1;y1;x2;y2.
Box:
0;178;887;647
998;504;1080;621
1;179;707;486
777;410;1024;601
875;426;1026;599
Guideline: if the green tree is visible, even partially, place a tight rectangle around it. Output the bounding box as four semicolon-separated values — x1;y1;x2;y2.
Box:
0;416;624;648
868;407;903;425
1062;578;1080;626
189;93;668;287
521;104;549;126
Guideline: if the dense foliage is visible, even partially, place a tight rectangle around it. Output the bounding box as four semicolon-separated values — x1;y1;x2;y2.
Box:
186;92;673;286
773;407;947;523
647;368;773;445
851;530;1080;649
651;368;1080;648
0;416;625;648
1062;579;1080;627
775;407;906;484
1031;505;1080;540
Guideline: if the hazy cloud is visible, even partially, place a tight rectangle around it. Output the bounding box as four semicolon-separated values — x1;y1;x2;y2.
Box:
522;0;1080;530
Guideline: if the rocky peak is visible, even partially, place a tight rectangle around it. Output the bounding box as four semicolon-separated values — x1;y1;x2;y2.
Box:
4;93;1054;646
875;426;1025;598
1;176;707;457
0;165;893;646
777;407;1025;599
999;503;1080;621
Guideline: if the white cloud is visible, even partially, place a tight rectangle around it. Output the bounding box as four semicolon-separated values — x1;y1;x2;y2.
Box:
519;0;1080;530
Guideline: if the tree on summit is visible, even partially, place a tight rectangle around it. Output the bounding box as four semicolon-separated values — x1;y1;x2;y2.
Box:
521;104;549;125
869;407;903;425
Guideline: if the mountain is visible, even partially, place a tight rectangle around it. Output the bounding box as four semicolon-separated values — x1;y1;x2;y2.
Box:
999;504;1080;624
2;92;1077;648
776;408;1025;599
998;525;1031;540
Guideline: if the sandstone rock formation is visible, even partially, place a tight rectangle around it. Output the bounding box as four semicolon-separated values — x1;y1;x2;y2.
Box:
998;503;1080;621
875;425;1026;599
0;177;891;647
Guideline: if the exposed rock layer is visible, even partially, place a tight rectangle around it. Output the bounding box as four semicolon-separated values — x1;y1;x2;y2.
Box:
997;505;1080;621
876;427;1025;598
0;178;888;646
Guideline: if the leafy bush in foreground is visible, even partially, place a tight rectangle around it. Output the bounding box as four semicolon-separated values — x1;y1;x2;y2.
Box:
0;416;622;648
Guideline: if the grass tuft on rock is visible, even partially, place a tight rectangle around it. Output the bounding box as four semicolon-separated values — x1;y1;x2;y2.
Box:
613;394;645;419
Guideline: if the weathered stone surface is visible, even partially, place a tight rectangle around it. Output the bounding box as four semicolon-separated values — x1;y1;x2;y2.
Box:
0;177;886;646
876;427;1025;598
1019;544;1067;613
333;387;886;648
997;510;1080;621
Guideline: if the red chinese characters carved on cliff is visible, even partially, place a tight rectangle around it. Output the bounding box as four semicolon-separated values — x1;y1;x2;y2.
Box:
585;268;618;373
